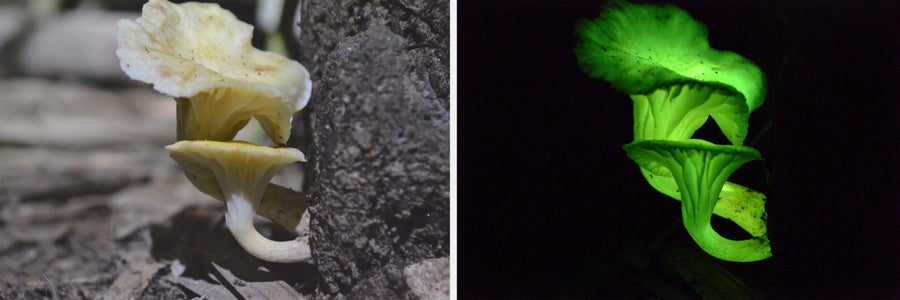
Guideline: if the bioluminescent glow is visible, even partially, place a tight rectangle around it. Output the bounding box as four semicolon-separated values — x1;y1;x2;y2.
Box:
575;0;771;262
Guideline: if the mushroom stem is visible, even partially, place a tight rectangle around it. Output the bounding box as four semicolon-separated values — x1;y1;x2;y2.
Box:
166;140;310;263
624;140;771;262
639;169;768;237
224;191;311;263
677;171;771;263
180;168;307;234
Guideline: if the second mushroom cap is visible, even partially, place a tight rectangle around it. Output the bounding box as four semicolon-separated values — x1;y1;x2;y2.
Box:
165;140;311;263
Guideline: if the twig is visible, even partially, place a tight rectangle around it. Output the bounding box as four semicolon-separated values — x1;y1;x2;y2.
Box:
42;274;59;300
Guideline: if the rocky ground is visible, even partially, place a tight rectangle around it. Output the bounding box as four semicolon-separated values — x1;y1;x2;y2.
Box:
0;0;450;299
0;78;319;299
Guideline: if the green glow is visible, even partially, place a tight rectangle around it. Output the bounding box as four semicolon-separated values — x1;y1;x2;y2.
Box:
574;0;766;112
642;170;769;238
624;140;771;262
575;1;771;262
631;82;750;148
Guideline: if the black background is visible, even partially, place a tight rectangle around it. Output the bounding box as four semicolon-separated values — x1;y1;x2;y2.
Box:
459;0;898;298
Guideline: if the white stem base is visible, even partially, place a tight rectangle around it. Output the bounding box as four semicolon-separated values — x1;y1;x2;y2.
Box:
226;221;313;263
225;194;312;263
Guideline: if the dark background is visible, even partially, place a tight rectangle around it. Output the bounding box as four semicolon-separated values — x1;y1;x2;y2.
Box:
459;0;898;298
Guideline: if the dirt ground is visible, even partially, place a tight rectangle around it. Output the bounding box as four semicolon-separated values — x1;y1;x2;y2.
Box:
0;78;319;299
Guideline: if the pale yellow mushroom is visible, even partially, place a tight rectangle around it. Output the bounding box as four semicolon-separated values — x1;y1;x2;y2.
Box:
178;160;308;236
116;0;311;145
166;140;311;263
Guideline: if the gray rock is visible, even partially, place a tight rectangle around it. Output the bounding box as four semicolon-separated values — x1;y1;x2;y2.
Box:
0;79;175;148
308;25;449;298
404;257;450;300
0;7;27;75
0;7;26;53
18;10;138;83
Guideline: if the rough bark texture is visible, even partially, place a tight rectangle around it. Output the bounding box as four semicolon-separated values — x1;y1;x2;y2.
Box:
295;0;449;298
297;0;449;109
308;23;450;298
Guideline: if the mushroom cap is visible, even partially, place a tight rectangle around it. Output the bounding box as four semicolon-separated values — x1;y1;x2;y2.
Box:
574;1;766;112
623;139;770;262
173;87;298;144
165;140;305;200
623;139;760;178
166;140;305;176
165;140;311;263
116;0;312;111
631;82;751;145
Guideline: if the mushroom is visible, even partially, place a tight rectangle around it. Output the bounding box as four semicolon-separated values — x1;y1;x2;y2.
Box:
574;1;765;145
574;0;771;261
624;140;771;262
116;0;311;145
176;158;308;236
166;140;311;263
115;0;312;238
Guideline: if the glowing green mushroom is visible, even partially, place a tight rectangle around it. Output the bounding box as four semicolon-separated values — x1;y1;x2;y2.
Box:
574;1;765;145
624;140;770;262
574;0;771;261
